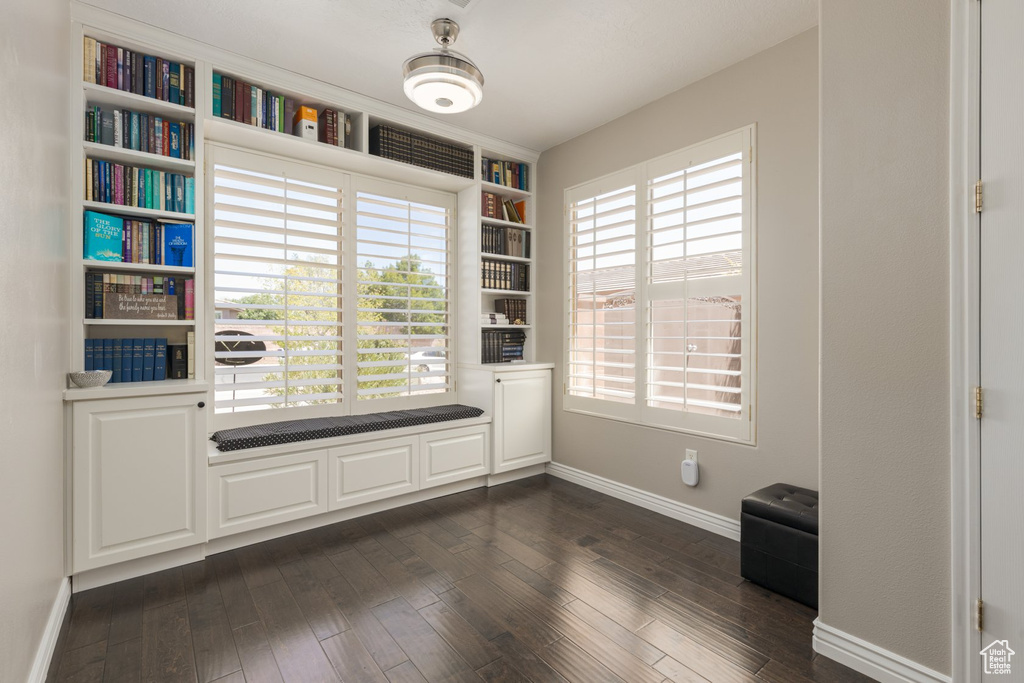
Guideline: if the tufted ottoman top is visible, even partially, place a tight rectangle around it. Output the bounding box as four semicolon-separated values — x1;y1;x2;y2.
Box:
742;483;819;535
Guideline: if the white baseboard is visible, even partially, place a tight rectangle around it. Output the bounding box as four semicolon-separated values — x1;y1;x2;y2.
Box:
813;619;952;683
27;577;71;683
545;462;741;540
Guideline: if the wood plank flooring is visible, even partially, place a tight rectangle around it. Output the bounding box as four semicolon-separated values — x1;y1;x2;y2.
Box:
47;474;873;683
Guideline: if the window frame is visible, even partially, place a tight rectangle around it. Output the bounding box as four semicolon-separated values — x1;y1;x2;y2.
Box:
206;144;458;430
563;125;757;444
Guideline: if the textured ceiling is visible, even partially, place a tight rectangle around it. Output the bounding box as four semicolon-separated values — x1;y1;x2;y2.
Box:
82;0;817;151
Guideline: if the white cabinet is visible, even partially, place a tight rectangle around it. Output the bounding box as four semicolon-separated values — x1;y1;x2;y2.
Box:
329;437;419;510
71;393;206;572
209;450;327;539
419;425;490;489
493;369;552;473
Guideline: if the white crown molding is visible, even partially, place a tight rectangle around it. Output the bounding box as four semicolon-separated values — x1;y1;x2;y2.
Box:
69;1;539;163
545;461;741;540
813;619;952;683
27;577;71;683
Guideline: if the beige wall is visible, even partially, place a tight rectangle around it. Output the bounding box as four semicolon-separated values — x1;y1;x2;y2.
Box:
819;0;950;674
0;1;70;680
536;30;819;520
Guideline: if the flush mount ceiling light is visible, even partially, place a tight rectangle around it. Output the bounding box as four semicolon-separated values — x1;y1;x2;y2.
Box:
403;18;484;114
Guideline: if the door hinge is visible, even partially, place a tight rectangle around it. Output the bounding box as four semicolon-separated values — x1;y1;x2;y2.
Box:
975;180;983;213
975;386;983;419
976;598;984;632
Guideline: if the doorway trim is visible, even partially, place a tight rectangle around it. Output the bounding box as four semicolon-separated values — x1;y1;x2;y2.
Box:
949;1;981;682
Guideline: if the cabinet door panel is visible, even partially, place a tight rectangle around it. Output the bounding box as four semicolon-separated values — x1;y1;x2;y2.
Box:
72;394;205;572
420;425;489;488
209;451;327;538
494;370;551;473
329;437;418;510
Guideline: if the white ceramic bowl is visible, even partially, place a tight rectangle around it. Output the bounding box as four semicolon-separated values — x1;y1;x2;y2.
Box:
69;370;112;388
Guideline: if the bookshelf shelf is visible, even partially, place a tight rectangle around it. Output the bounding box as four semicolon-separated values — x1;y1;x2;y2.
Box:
83;141;195;172
480;324;532;330
481;288;532;296
82;200;194;222
63;378;208;402
83;81;195;117
84;318;195;326
82;260;195;275
481;181;531;200
205;117;474;194
480;252;531;264
480;216;532;230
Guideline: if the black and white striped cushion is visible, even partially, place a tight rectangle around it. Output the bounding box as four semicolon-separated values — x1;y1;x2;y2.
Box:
210;404;485;452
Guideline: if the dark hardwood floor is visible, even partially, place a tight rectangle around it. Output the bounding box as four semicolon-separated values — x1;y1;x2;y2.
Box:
47;474;872;683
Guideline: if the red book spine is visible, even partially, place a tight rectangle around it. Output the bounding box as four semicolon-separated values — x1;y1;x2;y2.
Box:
105;44;117;89
162;125;169;158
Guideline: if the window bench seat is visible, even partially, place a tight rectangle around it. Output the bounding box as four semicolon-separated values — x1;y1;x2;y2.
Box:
205;407;496;541
210;404;486;452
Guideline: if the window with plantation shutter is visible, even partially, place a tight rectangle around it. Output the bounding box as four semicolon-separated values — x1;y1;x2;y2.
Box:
211;149;345;421
565;127;756;443
353;178;453;404
208;146;456;429
566;169;638;418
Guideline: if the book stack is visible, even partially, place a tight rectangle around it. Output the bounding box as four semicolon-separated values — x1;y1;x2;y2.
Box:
85;161;194;214
84;211;194;266
85;272;194;320
481;193;526;223
481;157;529;191
495;298;527;325
481;329;526;364
84;337;167;383
481;224;530;258
369;125;474;178
85;105;195;160
317;108;347;147
83;38;195;108
481;259;530;291
480;312;509;326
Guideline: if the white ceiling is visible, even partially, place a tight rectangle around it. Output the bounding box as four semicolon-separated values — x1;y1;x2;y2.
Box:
83;0;817;152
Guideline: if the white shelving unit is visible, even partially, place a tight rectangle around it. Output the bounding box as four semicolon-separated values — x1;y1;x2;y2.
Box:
458;152;536;366
70;22;204;387
65;3;549;589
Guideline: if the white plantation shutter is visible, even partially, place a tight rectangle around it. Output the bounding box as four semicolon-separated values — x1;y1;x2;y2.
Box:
566;169;638;417
353;178;453;404
210;149;346;421
564;127;755;442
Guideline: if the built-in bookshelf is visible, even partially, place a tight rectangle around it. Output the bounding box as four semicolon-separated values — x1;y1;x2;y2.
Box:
69;5;542;396
457;151;537;366
70;26;204;394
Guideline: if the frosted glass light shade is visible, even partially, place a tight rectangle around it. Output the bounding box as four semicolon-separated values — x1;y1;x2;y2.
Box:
403;51;484;114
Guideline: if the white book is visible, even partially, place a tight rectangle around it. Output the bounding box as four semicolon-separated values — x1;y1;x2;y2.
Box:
113;109;122;147
186;331;195;379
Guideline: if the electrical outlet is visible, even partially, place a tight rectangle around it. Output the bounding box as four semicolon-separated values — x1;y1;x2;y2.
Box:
685;449;698;462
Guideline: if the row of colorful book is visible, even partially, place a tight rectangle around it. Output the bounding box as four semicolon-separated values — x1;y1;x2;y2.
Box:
83;338;192;381
85;105;195;161
481;157;529;191
481;193;526;223
481;329;526;364
84;211;194;266
83;37;195;108
370;125;474;179
85;272;194;320
85;160;194;215
481;224;531;258
481;259;530;291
